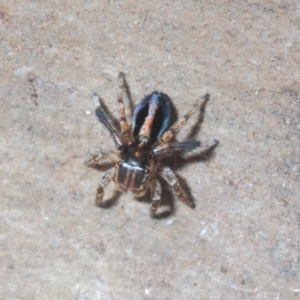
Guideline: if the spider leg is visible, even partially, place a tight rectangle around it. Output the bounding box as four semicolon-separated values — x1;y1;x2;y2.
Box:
118;72;131;144
153;140;200;156
159;97;203;143
95;167;116;206
92;93;124;150
159;166;194;208
154;139;219;156
149;179;162;216
85;150;117;167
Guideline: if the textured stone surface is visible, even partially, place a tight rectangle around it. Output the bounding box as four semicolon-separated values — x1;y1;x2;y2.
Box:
1;1;300;299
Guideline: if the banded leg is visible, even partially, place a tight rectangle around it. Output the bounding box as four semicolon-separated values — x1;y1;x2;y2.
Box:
149;179;162;216
160;166;194;208
118;72;131;144
160;98;202;143
85;150;117;167
95;167;116;206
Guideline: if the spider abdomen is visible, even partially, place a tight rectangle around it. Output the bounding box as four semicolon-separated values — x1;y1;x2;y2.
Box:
132;91;171;145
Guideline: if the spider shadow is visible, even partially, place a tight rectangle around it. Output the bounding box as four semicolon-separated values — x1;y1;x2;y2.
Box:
96;190;121;209
153;175;193;219
85;161;115;171
178;139;219;166
135;167;202;219
135;179;176;219
186;92;210;140
162;139;219;174
147;141;218;219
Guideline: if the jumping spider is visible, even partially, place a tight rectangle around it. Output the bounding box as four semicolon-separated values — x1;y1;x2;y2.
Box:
86;73;218;216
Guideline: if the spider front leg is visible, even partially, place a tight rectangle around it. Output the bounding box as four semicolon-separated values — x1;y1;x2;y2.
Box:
95;167;116;206
117;72;131;144
160;166;195;209
149;179;162;216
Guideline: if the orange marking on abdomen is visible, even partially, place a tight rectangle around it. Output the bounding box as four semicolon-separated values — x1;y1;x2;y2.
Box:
138;100;160;141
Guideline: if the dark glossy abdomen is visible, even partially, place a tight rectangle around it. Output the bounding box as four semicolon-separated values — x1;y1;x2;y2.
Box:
132;91;171;145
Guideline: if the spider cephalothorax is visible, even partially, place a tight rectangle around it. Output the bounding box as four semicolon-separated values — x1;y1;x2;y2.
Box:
86;73;218;216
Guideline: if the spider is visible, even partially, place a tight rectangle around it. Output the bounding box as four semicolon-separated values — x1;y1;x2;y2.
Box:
86;72;219;216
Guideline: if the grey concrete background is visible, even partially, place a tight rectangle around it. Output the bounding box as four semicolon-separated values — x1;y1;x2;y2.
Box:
1;1;299;299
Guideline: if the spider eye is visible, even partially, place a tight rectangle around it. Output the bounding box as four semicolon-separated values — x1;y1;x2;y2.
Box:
117;160;123;166
145;168;150;175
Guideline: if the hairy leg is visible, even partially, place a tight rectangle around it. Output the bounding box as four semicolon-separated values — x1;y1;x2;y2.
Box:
149;179;162;216
85;150;117;167
160;97;203;143
95;168;116;206
117;72;131;144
